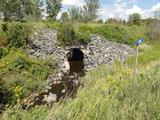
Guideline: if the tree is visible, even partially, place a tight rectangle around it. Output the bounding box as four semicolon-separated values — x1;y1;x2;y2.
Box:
83;0;100;22
106;18;119;24
46;0;62;20
0;0;42;21
128;13;141;25
60;12;69;22
97;19;103;24
142;18;157;26
68;6;82;22
21;0;42;20
0;0;21;21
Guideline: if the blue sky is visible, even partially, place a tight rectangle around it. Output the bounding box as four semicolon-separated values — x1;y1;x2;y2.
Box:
60;0;160;20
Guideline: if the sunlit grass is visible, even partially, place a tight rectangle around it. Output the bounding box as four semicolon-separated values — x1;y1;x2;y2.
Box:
127;41;160;67
2;61;159;120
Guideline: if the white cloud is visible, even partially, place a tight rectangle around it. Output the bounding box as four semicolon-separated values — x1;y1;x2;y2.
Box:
129;0;138;4
141;2;160;19
57;0;84;19
60;0;160;21
151;2;160;11
99;1;160;21
62;0;84;6
125;5;143;15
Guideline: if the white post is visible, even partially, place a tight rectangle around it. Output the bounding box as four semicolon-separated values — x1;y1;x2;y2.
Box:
133;46;139;81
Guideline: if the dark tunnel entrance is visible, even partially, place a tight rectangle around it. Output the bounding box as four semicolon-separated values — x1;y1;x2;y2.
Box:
67;48;85;75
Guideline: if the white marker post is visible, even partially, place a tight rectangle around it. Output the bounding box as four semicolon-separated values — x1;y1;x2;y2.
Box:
133;38;144;81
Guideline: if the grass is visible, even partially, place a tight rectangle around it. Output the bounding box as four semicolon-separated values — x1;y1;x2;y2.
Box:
0;48;56;104
1;61;160;120
2;40;160;119
127;41;160;68
73;23;149;45
34;21;150;45
0;21;150;46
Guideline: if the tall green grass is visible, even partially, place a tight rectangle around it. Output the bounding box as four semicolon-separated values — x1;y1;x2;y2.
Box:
2;61;160;120
74;23;149;45
41;22;150;45
127;42;160;67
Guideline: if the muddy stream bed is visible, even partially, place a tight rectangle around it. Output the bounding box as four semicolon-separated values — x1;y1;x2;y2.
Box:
25;48;86;109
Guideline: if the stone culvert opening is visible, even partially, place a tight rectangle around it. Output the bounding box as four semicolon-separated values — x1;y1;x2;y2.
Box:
67;48;85;75
26;48;86;108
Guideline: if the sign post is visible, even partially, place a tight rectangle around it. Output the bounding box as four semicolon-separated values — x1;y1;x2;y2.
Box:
133;38;144;81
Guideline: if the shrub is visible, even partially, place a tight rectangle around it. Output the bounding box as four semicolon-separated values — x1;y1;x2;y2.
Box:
6;23;31;48
0;47;10;59
77;23;150;45
0;78;12;110
75;31;90;44
45;22;91;46
75;24;91;44
97;25;128;43
0;35;7;46
78;24;94;33
97;19;103;24
57;23;76;46
0;49;56;104
0;24;7;46
0;47;3;58
44;21;61;30
47;22;150;45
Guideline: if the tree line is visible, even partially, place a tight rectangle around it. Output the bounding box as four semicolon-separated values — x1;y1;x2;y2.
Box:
0;0;160;23
0;0;100;22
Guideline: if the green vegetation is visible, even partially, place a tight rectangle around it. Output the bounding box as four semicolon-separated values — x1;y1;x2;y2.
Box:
0;0;160;119
0;20;159;119
0;19;159;106
0;48;56;104
57;23;76;45
148;20;160;41
46;0;62;20
0;21;57;108
74;23;149;44
128;43;160;67
0;21;57;107
0;19;151;46
45;22;91;45
0;0;41;22
128;13;142;25
43;22;150;45
0;17;159;115
7;23;31;48
0;22;35;47
2;60;160;120
60;12;69;22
